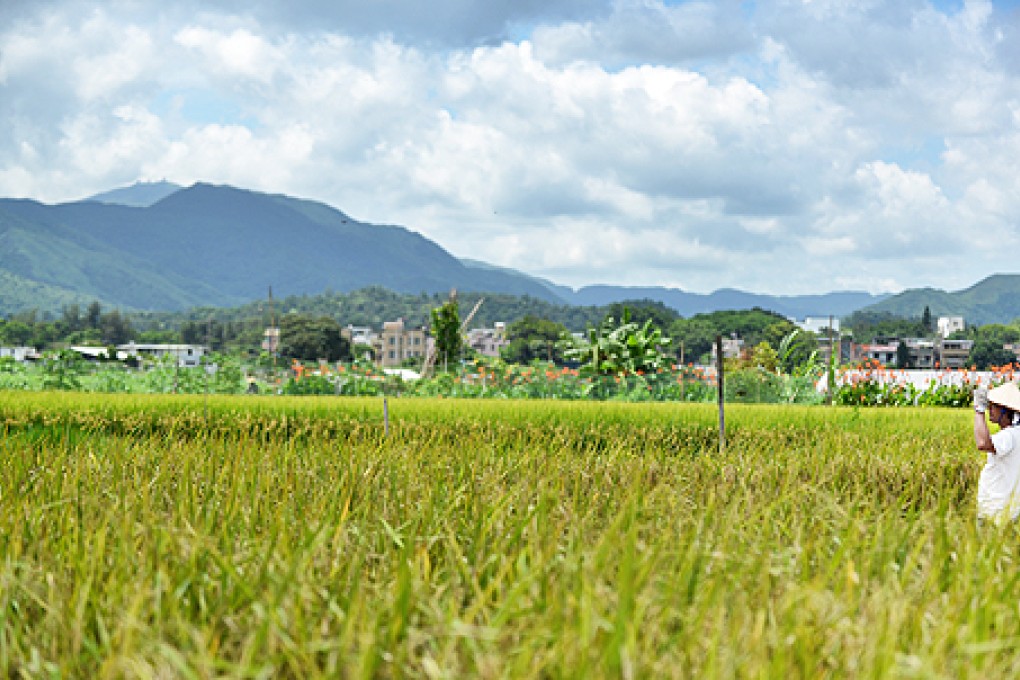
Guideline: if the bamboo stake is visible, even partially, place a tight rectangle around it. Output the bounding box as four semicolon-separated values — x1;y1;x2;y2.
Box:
716;335;725;454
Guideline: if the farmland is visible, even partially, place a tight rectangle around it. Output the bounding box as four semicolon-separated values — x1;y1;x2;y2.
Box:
0;392;1015;677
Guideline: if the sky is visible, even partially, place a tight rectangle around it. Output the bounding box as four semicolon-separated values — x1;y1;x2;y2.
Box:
1;0;1019;296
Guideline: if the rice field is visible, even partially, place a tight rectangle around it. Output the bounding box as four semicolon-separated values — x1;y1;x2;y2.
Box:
0;391;1016;678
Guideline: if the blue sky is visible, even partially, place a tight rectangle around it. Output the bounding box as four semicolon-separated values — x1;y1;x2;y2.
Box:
1;0;1018;296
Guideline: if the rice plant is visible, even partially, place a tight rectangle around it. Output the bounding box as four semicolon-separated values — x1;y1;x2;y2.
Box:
0;392;1011;677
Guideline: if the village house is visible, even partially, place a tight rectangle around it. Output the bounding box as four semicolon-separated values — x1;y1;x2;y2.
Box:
905;338;937;369
466;322;508;358
854;337;974;369
342;325;377;348
859;342;899;366
340;325;378;361
938;338;973;369
937;316;965;338
817;335;855;365
375;319;431;368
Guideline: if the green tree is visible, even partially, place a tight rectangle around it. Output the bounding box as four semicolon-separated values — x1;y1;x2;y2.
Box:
430;299;462;370
921;305;932;334
669;308;795;365
86;300;102;329
60;304;83;333
896;341;911;369
0;320;34;346
41;349;84;390
751;342;779;372
564;308;670;376
969;341;1016;369
99;309;134;345
844;311;926;344
603;300;678;331
278;314;350;362
963;323;1020;369
502;315;569;364
669;318;717;364
138;329;179;344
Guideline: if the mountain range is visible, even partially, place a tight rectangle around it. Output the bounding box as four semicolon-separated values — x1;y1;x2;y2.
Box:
3;180;1012;323
848;275;1020;327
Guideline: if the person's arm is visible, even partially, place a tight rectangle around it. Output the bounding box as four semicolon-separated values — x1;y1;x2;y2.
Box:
974;386;996;453
976;411;996;452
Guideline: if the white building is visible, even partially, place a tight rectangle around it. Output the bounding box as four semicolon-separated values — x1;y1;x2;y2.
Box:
262;327;280;354
70;346;116;361
937;316;965;338
466;322;509;357
342;325;378;347
795;317;840;334
711;336;745;360
117;343;207;367
0;346;39;362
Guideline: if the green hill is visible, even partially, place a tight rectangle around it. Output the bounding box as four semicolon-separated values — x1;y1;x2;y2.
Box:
0;269;112;314
0;183;567;315
854;274;1020;325
0;180;918;321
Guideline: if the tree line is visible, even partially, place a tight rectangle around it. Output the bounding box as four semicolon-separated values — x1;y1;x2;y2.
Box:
5;291;1020;370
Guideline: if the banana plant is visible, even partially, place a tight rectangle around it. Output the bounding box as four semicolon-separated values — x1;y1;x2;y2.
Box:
563;308;670;376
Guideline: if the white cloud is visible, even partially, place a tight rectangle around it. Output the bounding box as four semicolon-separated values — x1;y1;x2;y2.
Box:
531;0;753;66
174;26;282;83
1;0;1019;296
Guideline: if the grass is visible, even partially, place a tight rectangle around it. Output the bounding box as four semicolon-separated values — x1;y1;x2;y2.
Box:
0;392;1013;677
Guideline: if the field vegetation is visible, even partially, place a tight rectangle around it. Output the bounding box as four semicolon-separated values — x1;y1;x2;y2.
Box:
0;392;1015;677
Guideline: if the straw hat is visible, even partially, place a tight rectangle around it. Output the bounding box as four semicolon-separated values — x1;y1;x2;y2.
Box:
989;383;1020;412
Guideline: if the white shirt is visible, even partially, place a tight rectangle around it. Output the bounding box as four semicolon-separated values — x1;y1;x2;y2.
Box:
977;426;1020;522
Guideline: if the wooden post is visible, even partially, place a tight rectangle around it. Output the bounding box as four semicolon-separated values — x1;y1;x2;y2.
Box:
679;341;685;402
827;314;834;406
205;316;212;421
716;335;725;453
383;397;389;437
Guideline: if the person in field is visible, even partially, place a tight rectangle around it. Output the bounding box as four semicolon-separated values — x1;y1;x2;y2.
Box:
973;383;1020;523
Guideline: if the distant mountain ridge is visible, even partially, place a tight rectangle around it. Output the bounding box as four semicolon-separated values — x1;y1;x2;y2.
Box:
561;285;883;319
86;180;183;207
457;261;886;318
0;180;920;320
